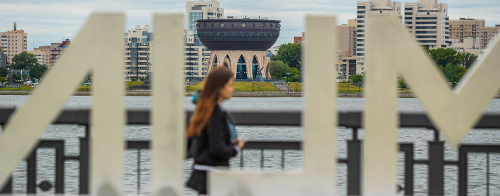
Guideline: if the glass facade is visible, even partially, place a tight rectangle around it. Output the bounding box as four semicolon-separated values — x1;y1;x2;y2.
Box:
236;56;247;79
189;12;203;34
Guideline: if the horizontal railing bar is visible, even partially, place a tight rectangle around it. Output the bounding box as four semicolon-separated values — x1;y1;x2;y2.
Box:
444;161;459;165
460;145;500;153
127;141;150;149
338;159;348;164
414;160;429;165
125;141;301;150
64;156;80;161
243;141;301;150
0;108;500;129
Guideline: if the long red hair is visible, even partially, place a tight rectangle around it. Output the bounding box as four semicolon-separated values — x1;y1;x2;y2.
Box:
187;67;234;138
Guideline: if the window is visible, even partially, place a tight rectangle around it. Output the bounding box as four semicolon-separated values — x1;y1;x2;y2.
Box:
416;22;437;25
357;11;365;14
416;17;437;20
416;36;437;38
416;26;437;29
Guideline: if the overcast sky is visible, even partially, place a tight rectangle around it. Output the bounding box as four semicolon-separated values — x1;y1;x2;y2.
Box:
1;0;499;50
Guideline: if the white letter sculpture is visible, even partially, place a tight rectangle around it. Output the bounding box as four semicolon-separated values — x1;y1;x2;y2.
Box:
209;16;338;196
0;14;126;195
364;15;500;196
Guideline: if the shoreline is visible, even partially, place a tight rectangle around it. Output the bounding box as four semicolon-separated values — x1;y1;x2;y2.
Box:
1;91;498;98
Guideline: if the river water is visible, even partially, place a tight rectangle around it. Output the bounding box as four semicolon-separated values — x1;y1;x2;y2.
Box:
1;95;500;195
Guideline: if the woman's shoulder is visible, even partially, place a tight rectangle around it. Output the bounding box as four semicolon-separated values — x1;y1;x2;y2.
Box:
212;104;223;115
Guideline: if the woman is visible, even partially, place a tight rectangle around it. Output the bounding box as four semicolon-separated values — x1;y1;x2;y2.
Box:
186;67;245;195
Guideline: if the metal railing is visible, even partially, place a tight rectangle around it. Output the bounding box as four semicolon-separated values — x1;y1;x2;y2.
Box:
1;108;500;195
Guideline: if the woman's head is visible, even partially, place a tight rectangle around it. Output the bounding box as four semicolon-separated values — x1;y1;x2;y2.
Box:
200;67;234;101
188;67;234;138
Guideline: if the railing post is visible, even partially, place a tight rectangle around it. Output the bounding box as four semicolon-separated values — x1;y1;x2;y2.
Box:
0;123;12;194
55;143;65;193
0;176;12;193
27;149;37;193
79;125;90;194
428;130;444;195
458;147;468;196
347;128;362;195
400;144;414;196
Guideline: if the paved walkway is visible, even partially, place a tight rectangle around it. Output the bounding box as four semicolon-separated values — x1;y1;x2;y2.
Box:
271;81;294;92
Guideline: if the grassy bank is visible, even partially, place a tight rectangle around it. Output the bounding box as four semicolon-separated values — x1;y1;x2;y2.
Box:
284;83;364;93
187;82;280;92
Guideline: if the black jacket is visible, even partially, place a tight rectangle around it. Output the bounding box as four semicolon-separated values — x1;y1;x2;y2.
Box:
189;104;238;166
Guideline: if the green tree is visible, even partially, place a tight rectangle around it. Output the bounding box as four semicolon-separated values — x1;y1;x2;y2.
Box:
0;67;8;77
458;52;478;69
11;52;38;70
428;48;462;68
288;67;301;82
398;77;408;89
271;43;302;70
84;72;93;83
29;64;48;80
0;77;7;83
444;63;458;87
13;72;21;81
350;74;364;84
455;66;467;83
269;60;290;79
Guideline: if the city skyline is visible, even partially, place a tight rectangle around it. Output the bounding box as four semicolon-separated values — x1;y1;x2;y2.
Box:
1;0;499;51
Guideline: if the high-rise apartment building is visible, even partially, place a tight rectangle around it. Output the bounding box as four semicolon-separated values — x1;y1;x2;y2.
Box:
0;47;6;68
479;27;500;49
0;22;27;65
336;19;358;80
185;0;224;80
50;39;71;67
124;25;153;81
449;18;485;46
449;18;499;50
186;0;224;34
356;0;402;73
184;31;211;81
337;19;358;58
27;46;51;66
404;0;450;49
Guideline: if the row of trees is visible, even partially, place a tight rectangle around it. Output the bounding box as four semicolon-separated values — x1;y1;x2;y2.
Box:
268;43;478;88
0;52;48;83
425;47;477;87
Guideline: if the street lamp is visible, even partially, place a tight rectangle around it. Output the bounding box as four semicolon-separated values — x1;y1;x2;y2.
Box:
288;82;290;93
347;82;350;93
358;81;361;93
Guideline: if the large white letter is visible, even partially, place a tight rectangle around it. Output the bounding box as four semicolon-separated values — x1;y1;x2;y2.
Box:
209;15;338;196
364;15;500;195
151;14;185;196
0;14;125;195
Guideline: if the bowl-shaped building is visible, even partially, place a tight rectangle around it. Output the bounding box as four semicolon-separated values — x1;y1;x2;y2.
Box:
197;19;281;80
